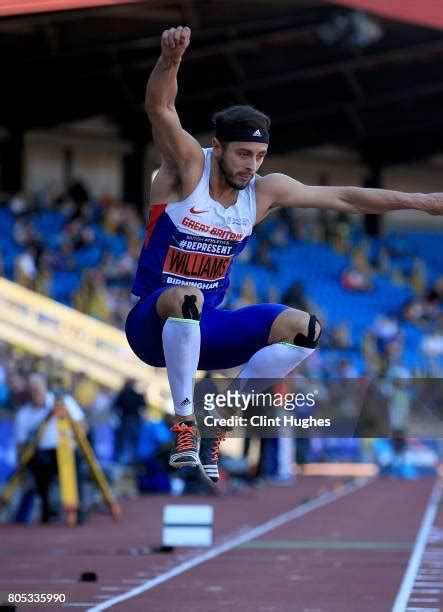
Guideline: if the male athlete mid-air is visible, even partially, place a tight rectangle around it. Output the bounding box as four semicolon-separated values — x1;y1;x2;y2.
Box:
126;26;443;483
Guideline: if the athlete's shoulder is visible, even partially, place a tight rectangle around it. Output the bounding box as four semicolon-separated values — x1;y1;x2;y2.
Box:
256;172;296;186
255;172;290;201
254;173;305;222
256;173;304;197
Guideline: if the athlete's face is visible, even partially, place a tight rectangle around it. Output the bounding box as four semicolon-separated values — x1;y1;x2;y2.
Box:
213;140;268;190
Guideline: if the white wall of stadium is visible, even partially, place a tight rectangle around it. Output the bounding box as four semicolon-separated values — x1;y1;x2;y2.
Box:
24;118;131;201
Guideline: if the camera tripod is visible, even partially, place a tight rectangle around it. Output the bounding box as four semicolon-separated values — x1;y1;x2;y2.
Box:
0;394;121;525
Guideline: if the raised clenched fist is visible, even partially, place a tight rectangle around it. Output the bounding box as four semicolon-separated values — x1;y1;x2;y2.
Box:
161;26;191;63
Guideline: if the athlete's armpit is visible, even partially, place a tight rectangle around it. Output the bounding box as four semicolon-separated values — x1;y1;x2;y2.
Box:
150;161;182;204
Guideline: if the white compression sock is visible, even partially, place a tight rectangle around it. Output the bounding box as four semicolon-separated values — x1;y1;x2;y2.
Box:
162;317;201;417
211;343;315;417
238;342;314;380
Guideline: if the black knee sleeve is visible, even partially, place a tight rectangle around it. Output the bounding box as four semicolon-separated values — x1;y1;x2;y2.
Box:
293;314;322;349
181;294;201;321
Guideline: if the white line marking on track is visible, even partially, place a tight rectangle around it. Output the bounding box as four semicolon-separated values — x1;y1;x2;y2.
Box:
99;587;126;592
392;482;442;612
87;478;371;612
415;572;443;578
422;562;443;566
0;578;77;584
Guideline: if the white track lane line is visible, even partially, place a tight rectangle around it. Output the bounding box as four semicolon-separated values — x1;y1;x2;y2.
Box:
88;478;371;611
392;481;441;612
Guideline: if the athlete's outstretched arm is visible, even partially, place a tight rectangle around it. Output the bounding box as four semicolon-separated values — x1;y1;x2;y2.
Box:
262;173;443;216
146;26;202;169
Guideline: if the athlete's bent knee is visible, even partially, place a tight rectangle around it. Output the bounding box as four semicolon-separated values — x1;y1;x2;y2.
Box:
181;293;201;320
156;287;204;320
294;314;322;349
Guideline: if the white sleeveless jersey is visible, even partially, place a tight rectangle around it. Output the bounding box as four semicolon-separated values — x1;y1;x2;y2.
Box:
132;148;256;307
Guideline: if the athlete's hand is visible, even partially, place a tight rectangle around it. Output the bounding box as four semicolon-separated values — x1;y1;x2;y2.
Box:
421;193;443;215
161;26;191;63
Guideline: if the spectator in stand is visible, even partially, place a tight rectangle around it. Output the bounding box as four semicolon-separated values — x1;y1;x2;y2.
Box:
35;182;64;211
6;370;29;411
333;211;352;251
2;184;146;330
231;276;257;309
64;218;95;252
82;270;112;322
73;372;98;412
102;198;127;236
101;250;136;287
35;261;52;297
9;192;31;218
68;179;90;211
423;289;442;321
125;205;145;253
431;276;443;302
341;248;373;292
88;384;116;427
89;276;112;322
336;358;359;378
0;344;11;407
382;372;411;463
341;266;373;291
282;281;310;312
113;379;146;465
255;239;277;272
421;319;443;376
365;314;402;375
268;209;291;249
330;322;353;349
15;246;38;289
402;282;442;327
13;218;39;248
50;241;76;271
107;286;133;328
371;315;401;355
137;408;173;494
402;297;427;325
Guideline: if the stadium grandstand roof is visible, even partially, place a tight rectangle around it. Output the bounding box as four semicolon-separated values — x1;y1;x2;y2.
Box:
0;0;142;17
2;0;443;165
329;0;443;32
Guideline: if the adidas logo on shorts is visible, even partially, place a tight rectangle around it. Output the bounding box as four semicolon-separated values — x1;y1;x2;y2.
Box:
179;398;191;407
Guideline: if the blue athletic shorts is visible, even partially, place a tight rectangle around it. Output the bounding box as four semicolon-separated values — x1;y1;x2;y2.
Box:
125;287;288;371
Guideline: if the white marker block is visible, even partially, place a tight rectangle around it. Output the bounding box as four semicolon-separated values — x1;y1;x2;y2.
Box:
162;505;214;547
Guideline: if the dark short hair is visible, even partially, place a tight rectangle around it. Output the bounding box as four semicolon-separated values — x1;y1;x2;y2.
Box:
212;105;271;133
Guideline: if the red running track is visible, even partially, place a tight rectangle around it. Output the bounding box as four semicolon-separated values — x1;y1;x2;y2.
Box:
0;476;439;612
